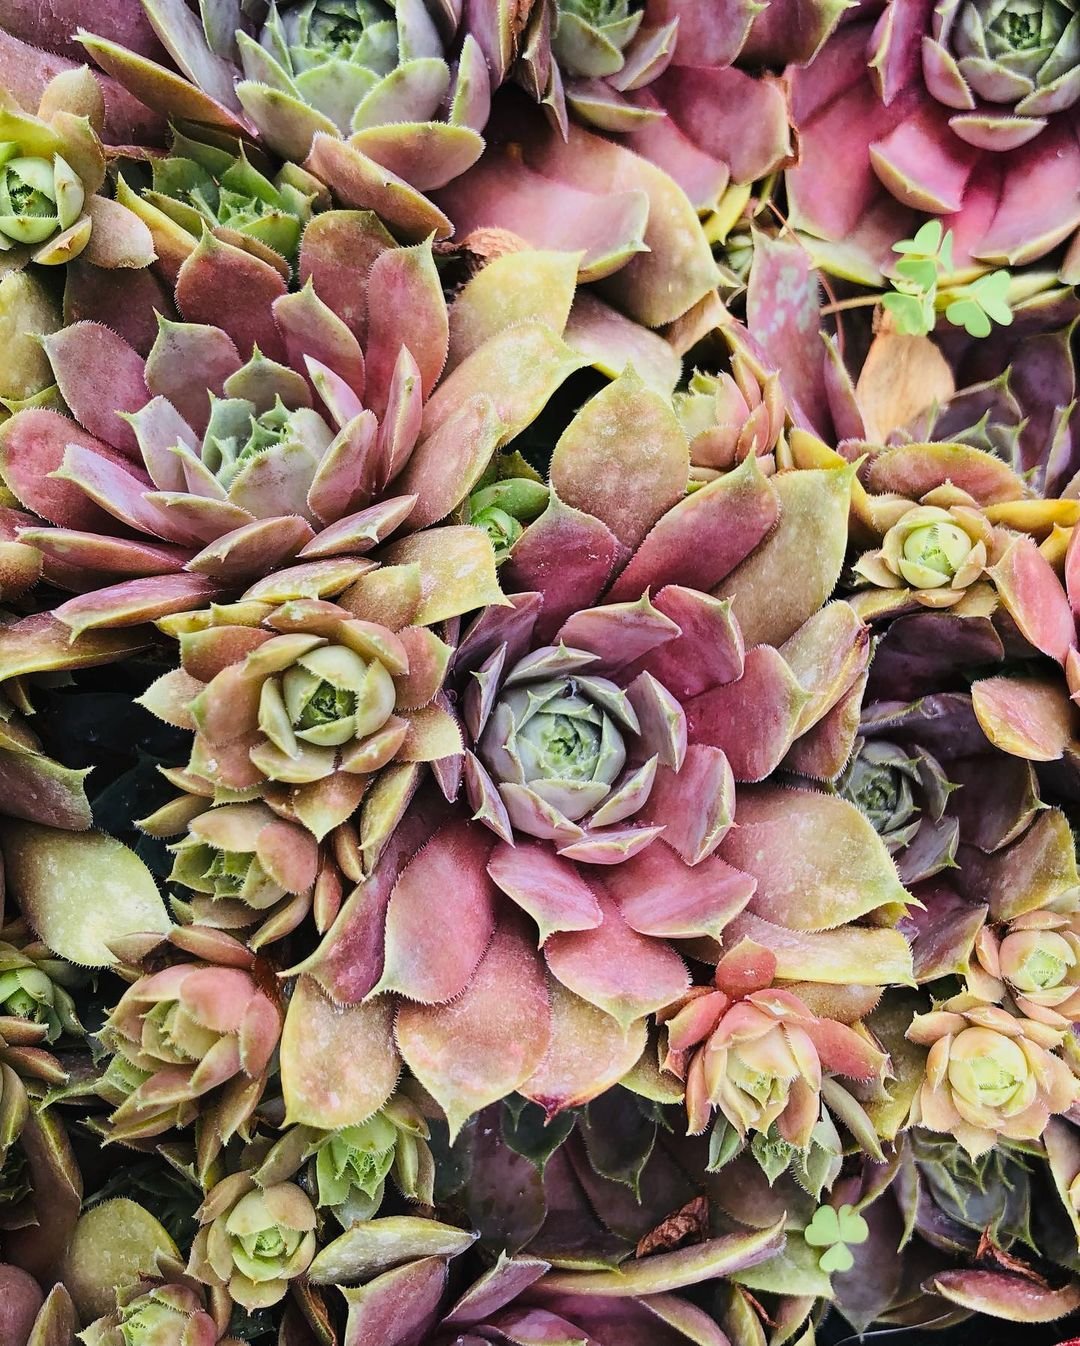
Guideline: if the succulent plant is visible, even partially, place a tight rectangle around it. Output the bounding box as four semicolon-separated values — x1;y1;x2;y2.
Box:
0;232;586;637
972;909;1080;1026
79;0;497;238
79;1272;232;1346
0;923;82;1044
907;991;1078;1157
123;129;325;266
661;939;889;1139
0;67;153;269
786;0;1080;278
97;928;281;1153
674;358;786;480
854;494;991;607
187;1171;316;1311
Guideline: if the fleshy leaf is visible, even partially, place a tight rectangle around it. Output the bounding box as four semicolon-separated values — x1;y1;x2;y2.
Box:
0;821;171;967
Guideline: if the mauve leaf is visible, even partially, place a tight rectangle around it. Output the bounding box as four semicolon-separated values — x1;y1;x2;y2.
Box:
715;466;854;648
537;1220;785;1295
550;367;689;551
446;249;578;372
719;786;911;930
746;232;829;435
340;1257;447;1346
543;891;689;1026
0;821;171;967
957;808;1080;921
281;976;400;1130
865;442;1025;504
521;978;647;1118
395;915;551;1140
989;536;1076;664
309;1217;475;1285
929;1271;1080;1322
370;819;497;1004
971;675;1075;761
487;839;603;943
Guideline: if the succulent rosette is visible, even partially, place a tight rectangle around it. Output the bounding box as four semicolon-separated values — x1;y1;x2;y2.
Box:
853;494;991;607
79;0;496;238
907;992;1078;1156
187;1171;316;1311
291;375;917;1146
674;358;786;480
660;938;890;1140
971;909;1080;1025
0;232;587;640
79;1269;236;1346
787;0;1080;277
838;731;959;884
0;67;153;269
97;927;282;1157
121;128;326;266
509;0;679;135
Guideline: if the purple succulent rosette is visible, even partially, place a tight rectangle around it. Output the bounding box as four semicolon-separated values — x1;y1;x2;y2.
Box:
787;0;1080;278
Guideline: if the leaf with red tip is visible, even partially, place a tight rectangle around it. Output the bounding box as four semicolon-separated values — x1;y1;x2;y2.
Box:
685;646;808;782
0;410;136;533
521;978;646;1118
720;786;911;930
637;745;736;865
281;976;399;1130
272;283;366;399
395;394;503;529
550;368;688;551
299;209;395;343
607;452;779;604
715;465;854;648
866;442;1025;504
543;891;688;1026
175;232;288;362
989;536;1076;664
603;839;753;940
396;915;551;1139
42;323;147;457
929;1271;1080;1322
143;319;241;439
371;820;497;1003
503;495;626;643
556;593;679;672
54;573;224;637
642;587;744;699
487;839;603;943
364;239;448;419
971;675;1075;761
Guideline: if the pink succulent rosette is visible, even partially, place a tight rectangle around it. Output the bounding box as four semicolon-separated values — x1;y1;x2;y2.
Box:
787;0;1080;278
0;228;591;642
288;372;916;1143
660;938;890;1140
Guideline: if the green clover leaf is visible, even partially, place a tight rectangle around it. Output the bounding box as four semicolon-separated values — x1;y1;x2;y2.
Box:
804;1202;869;1275
945;297;992;339
882;291;933;336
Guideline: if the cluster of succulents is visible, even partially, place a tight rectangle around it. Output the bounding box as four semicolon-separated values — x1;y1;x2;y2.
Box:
0;2;1078;1345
